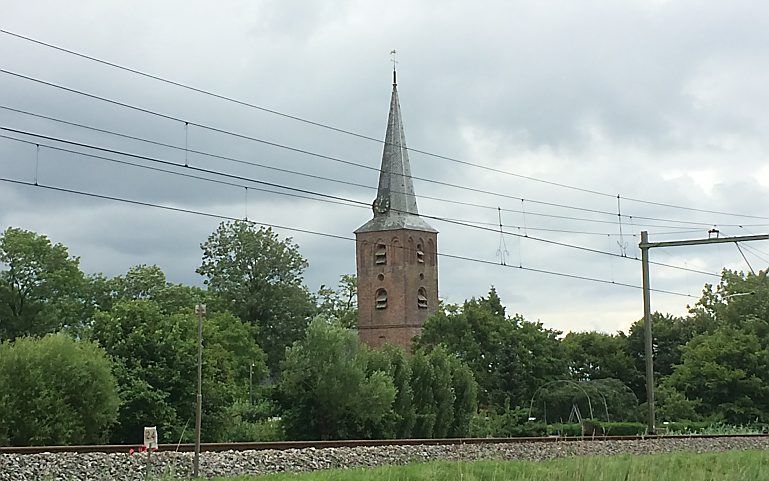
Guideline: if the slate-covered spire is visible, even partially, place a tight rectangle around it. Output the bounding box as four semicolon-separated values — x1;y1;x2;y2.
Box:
377;80;419;215
356;77;436;234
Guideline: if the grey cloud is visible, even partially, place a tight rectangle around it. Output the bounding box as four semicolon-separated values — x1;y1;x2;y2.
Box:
1;0;768;335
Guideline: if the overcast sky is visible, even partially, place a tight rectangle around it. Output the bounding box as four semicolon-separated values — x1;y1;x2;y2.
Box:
1;0;768;334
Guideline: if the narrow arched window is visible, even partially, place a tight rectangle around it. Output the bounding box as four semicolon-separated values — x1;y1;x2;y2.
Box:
391;237;400;264
427;239;436;266
376;288;388;309
417;287;428;309
359;240;369;269
375;242;387;265
416;242;425;264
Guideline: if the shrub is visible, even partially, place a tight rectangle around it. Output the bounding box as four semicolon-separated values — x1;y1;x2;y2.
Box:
547;423;583;437
601;422;647;436
469;408;546;438
0;335;119;446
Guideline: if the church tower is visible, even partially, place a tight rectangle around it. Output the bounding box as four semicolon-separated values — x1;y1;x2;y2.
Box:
355;72;438;350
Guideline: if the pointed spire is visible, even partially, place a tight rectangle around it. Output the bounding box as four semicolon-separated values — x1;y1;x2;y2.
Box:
356;73;436;234
376;83;419;216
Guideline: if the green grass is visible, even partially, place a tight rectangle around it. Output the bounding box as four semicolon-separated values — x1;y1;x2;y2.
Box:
206;450;769;481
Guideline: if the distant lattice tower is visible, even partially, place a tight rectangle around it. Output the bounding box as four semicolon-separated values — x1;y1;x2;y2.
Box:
355;72;438;350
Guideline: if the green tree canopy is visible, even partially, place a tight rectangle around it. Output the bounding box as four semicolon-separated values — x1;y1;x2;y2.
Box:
0;334;119;446
562;331;640;400
690;269;769;335
448;351;478;437
91;264;213;315
416;287;565;408
90;298;266;443
652;269;769;424
316;274;357;328
361;344;415;439
277;317;396;440
409;350;437;438
626;312;709;398
0;228;87;339
664;326;769;424
197;221;315;373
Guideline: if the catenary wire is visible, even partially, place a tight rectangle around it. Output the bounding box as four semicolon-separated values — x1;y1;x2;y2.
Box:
4;133;643;237
2;133;704;240
0;127;722;277
0;176;698;298
3;69;766;227
742;245;769;265
0;134;364;209
4;104;753;232
2;131;705;240
1;28;766;221
0;132;656;238
0;70;654;220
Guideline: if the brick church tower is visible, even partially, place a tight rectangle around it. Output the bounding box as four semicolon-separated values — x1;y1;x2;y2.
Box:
355;73;438;350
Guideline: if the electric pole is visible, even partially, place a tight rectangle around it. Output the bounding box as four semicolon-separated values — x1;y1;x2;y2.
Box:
638;231;769;435
193;303;206;478
640;231;654;434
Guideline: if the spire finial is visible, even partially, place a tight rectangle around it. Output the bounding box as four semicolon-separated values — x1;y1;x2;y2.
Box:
390;49;398;86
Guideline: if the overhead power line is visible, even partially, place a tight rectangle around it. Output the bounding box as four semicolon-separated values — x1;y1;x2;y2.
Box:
0;89;763;232
0;133;705;240
5;104;760;232
0;70;645;221
0;176;698;298
0;127;721;278
0;134;363;209
1;28;766;221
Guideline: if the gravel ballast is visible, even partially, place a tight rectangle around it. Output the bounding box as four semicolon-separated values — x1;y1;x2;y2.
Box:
1;436;768;481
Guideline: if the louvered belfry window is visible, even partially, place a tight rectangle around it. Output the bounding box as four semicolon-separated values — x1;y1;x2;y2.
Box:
375;243;387;265
416;243;425;264
417;287;428;309
376;288;388;309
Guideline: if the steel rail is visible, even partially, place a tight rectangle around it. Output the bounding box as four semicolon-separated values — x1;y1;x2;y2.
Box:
1;434;766;455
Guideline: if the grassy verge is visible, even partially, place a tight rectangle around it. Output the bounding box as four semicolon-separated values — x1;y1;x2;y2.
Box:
207;450;769;481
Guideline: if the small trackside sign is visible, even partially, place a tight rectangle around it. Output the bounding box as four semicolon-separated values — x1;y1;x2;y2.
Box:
144;426;158;449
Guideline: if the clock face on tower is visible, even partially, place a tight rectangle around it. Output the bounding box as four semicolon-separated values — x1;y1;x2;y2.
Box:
374;196;390;214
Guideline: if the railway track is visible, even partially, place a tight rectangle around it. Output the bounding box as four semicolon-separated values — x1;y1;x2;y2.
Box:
2;433;766;455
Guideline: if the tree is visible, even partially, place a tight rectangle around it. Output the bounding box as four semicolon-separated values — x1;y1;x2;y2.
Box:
197;221;315;373
361;344;415;438
0;228;87;339
316;274;357;328
563;331;634;382
448;355;477;437
409;351;436;438
664;327;769;424
416;287;566;408
655;384;701;422
90;298;266;443
0;335;119;446
626;312;709;398
690;269;769;338
428;347;456;438
277;317;396;440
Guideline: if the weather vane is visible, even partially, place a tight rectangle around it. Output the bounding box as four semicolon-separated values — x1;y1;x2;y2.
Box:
390;49;398;85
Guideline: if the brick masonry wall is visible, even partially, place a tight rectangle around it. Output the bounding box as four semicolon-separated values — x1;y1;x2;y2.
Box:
356;228;438;351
